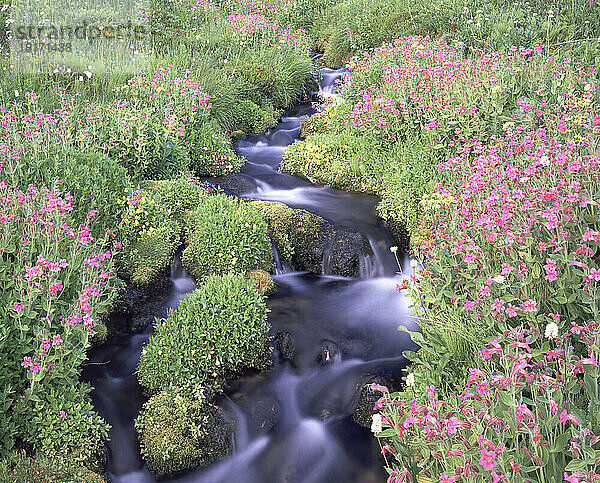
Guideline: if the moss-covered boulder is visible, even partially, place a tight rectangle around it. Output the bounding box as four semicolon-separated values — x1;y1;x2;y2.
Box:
118;176;209;287
251;200;323;271
135;391;232;480
251;200;370;277
182;195;273;281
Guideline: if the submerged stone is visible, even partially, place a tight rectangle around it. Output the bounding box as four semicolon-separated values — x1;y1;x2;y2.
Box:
274;331;297;365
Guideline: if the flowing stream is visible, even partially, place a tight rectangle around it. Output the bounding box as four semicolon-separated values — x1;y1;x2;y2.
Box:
83;67;419;483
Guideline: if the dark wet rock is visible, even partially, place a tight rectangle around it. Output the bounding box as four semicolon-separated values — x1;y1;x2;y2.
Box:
338;338;371;360
381;216;410;252
249;397;279;434
352;375;398;429
320;221;369;278
314;340;341;366
274;331;297;364
105;277;173;336
209;173;258;197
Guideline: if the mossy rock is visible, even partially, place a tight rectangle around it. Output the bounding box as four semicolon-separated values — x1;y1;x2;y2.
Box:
135;391;232;480
250;200;370;277
250;200;323;271
246;269;276;294
126;221;180;286
90;322;108;345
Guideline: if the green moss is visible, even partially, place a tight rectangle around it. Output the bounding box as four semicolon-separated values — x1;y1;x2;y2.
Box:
123;220;181;286
137;273;271;397
135;391;232;480
118;177;212;286
182;195;273;281
251;200;323;270
90;322;108;346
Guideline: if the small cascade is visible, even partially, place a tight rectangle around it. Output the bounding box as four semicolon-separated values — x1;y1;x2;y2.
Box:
321;249;332;275
358;253;377;279
170;250;197;294
271;243;289;275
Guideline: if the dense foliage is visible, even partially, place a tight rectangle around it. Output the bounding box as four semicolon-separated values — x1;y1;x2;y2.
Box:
183;195;273;280
2;0;600;478
0;0;322;473
137;273;271;397
342;34;600;483
0;184;117;466
312;0;600;68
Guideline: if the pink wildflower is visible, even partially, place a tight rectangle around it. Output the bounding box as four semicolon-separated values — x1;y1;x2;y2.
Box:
479;448;498;471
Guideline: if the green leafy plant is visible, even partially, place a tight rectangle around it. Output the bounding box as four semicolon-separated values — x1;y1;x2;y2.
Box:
137;273;271;396
0;450;105;483
0;183;117;464
182;195;273;280
117;187;181;286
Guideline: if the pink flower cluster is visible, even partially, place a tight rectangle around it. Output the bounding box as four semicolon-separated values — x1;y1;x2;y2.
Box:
376;323;600;482
226;12;312;55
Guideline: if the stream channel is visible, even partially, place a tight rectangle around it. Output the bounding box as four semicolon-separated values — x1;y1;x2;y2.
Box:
82;66;420;483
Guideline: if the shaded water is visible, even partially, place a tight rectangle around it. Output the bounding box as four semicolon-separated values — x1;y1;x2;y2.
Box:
83;66;417;482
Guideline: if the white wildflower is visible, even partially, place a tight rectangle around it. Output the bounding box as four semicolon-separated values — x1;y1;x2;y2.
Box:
493;275;506;283
410;259;418;269
371;413;383;434
540;155;550;166
544;322;559;339
406;373;415;387
390;246;398;254
14;89;19;97
584;83;592;92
